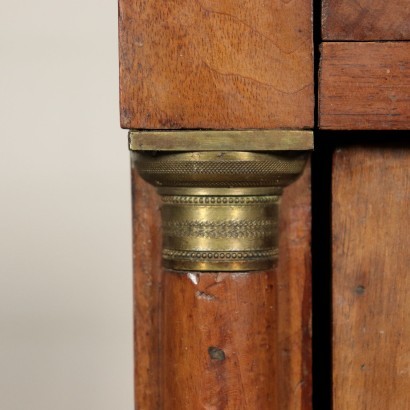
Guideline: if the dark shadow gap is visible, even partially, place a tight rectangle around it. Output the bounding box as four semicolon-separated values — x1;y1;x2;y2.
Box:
312;0;333;407
311;132;333;410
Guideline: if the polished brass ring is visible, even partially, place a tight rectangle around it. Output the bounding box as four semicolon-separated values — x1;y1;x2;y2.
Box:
131;147;309;272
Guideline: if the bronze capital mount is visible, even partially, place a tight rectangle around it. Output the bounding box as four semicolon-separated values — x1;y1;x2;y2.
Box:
130;130;313;272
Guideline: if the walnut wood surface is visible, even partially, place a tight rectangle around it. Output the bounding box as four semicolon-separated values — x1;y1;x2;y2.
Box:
322;0;410;40
276;160;312;410
131;165;162;409
132;162;311;409
332;147;410;410
162;270;278;409
319;42;410;130
119;0;314;130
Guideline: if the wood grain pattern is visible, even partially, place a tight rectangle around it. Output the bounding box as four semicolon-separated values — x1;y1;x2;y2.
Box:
276;159;312;410
132;162;311;409
131;165;162;409
162;270;279;409
119;0;313;130
322;0;410;40
319;42;410;130
332;147;410;410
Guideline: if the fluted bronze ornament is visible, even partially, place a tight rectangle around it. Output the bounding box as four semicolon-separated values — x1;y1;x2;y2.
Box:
130;131;313;272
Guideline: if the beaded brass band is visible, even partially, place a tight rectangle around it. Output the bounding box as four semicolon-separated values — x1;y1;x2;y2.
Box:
160;192;279;271
130;131;312;271
162;249;279;272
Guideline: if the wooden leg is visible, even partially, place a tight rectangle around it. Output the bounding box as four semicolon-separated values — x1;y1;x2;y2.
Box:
131;161;311;409
162;270;277;409
131;166;162;409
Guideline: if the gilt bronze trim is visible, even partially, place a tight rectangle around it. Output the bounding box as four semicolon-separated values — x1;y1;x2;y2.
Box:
130;131;312;272
129;130;313;151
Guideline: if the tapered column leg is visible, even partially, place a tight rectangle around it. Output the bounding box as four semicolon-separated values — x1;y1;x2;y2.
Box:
161;270;278;409
131;131;312;409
